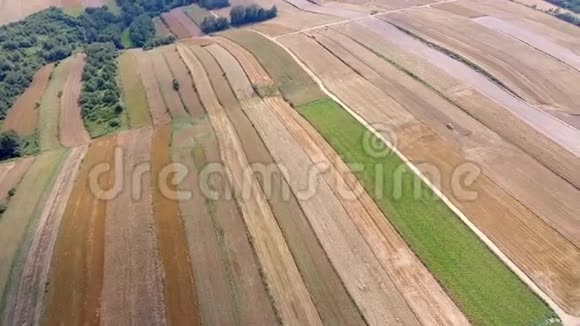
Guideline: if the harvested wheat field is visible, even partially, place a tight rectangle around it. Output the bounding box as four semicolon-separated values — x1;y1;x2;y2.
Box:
0;150;66;321
151;125;201;325
134;49;171;125
179;44;324;325
59;53;91;147
383;8;580;114
202;42;366;325
281;31;580;318
333;19;580;189
203;41;423;325
172;118;278;325
161;45;204;118
3;64;53;135
119;50;151;128
6;146;86;326
43;136;116;325
100;127;166;325
149;47;189;119
310;27;580;249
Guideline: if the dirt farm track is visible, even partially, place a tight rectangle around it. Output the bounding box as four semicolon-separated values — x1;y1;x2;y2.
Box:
0;0;579;325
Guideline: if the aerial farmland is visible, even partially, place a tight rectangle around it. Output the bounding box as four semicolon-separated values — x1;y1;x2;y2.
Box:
0;0;578;325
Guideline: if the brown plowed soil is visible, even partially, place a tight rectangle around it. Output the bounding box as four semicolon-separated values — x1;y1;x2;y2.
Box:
203;42;366;325
149;48;189;120
134;49;171;125
100;127;166;325
151;125;201;325
178;44;323;325
154;17;173;37
162;45;204;118
204;41;420;325
162;12;192;39
432;2;486;18
43;135;117;325
3;64;53;135
8;145;87;326
282;33;580;315
59;53;91;147
0;157;34;203
170;8;202;37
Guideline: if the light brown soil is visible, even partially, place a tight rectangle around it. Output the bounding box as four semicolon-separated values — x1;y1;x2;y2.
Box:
203;42;366;325
8;145;87;326
0;157;34;203
179;44;323;325
149;48;189;120
162;45;205;118
472;16;580;72
162;12;192;39
151;125;201;325
170;8;202;37
134;49;171;125
432;2;486;18
173;121;279;325
269;95;469;325
59;53;91;147
335;19;580;189
0;161;16;183
204;41;421;325
384;8;580;114
154;17;173;37
3;64;53;135
314;28;580;247
100;128;166;325
281;33;580;315
43;135;117;325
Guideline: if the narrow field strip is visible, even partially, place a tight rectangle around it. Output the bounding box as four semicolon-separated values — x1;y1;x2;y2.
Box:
43;135;117;325
178;44;323;326
163;45;204;118
173;119;279;325
59;53;91;147
118;50;152;128
7;145;87;326
0;150;67;320
39;57;72;151
171;121;239;325
170;8;202;37
162;12;191;39
149;48;189;120
3;64;53;135
151;125;201;325
222;29;324;106
134;49;171;125
100;127;166;325
205;42;421;325
0;157;34;204
154;17;173;37
203;43;366;325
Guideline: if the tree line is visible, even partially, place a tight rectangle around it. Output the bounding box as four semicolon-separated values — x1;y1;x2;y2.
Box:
200;4;277;33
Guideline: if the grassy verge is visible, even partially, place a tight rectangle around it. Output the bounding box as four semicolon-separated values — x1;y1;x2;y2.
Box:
118;51;151;128
106;0;121;15
297;98;556;325
39;58;71;151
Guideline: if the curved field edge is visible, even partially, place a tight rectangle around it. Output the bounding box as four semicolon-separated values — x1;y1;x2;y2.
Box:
0;149;68;319
297;98;555;325
222;30;556;324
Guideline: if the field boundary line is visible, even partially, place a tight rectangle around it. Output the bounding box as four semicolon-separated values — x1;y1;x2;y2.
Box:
253;29;579;325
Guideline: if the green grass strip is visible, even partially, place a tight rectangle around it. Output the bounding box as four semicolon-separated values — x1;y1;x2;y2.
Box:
297;98;556;326
118;51;151;128
39;58;71;151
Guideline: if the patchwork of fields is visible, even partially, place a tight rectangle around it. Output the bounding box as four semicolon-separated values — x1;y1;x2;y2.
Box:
0;0;579;325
